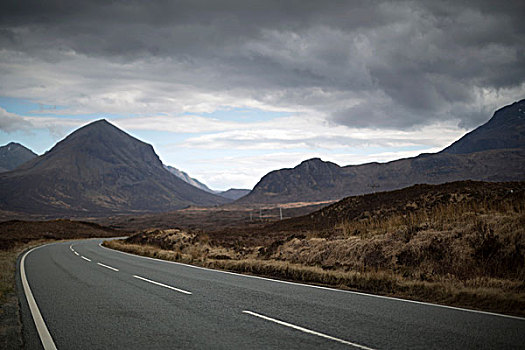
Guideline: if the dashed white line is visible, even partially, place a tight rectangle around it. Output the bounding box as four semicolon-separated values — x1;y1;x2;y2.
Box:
81;256;91;262
133;275;192;295
74;251;79;256
243;310;375;349
97;262;119;272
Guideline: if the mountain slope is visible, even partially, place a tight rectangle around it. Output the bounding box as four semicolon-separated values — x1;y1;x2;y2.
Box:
0;120;228;215
218;188;250;200
0;142;37;172
442;99;525;154
164;165;214;193
238;99;525;204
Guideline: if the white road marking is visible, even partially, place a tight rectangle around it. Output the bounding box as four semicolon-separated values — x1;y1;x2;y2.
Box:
243;310;375;349
81;256;91;262
97;262;119;272
69;245;73;251
133;275;192;295
20;246;58;350
100;242;525;321
74;251;79;256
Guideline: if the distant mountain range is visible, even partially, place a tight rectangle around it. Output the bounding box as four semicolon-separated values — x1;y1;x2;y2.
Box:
217;188;251;200
237;99;525;204
164;165;249;200
164;165;214;193
1;99;523;215
0;142;37;172
0;120;228;215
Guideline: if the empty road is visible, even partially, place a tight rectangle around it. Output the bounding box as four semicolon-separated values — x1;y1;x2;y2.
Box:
17;239;525;349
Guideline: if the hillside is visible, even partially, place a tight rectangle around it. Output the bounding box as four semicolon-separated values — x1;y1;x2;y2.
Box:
0;142;37;172
268;180;525;233
164;165;214;193
218;188;250;200
238;99;525;204
0;120;228;215
442;99;525;154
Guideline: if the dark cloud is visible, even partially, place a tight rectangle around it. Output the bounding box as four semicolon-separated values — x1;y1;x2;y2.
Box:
0;0;524;129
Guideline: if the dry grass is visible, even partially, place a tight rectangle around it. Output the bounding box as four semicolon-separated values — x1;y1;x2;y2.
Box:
0;241;50;303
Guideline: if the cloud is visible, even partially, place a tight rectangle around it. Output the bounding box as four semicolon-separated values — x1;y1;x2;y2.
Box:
1;1;524;189
176;115;466;151
0;107;33;132
0;107;84;138
0;0;523;131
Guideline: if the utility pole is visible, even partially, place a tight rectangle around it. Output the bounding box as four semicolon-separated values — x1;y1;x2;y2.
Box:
279;207;283;220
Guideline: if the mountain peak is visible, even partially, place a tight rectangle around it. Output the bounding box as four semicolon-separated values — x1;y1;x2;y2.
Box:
442;98;525;154
297;157;339;170
0;142;37;172
0;120;227;214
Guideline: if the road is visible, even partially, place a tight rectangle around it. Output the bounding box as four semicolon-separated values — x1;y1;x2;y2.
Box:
17;239;525;349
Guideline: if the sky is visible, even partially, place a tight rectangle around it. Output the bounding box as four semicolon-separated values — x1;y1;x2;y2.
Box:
1;1;524;190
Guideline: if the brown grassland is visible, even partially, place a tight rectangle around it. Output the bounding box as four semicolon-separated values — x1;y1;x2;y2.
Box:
105;181;525;316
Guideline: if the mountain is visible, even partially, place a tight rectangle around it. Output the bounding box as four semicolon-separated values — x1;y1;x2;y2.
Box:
164;165;250;200
442;99;525;154
237;99;525;204
164;165;214;193
0;142;37;172
217;188;250;200
0;120;228;215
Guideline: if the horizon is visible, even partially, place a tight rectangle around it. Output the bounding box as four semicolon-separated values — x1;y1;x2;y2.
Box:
1;1;524;190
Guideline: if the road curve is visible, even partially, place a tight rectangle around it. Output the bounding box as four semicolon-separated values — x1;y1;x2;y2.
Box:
17;239;525;349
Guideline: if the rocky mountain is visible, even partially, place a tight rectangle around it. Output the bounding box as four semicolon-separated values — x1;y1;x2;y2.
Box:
0;142;37;172
164;165;213;193
442;99;525;154
0;120;228;215
237;99;525;204
217;188;250;200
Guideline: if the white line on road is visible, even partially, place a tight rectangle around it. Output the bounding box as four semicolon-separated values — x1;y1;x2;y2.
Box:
20;246;58;350
97;262;119;272
74;251;79;256
69;245;73;251
81;256;91;262
133;275;192;295
243;310;375;350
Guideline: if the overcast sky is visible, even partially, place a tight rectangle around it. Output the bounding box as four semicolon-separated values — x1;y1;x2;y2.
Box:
1;0;524;190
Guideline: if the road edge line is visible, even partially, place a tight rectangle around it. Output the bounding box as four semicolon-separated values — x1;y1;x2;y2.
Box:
20;246;58;350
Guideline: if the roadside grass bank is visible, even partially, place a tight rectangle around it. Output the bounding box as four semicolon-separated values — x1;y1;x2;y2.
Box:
104;238;525;317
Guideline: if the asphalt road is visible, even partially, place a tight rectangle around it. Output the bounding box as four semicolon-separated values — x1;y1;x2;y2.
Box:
17;239;525;349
